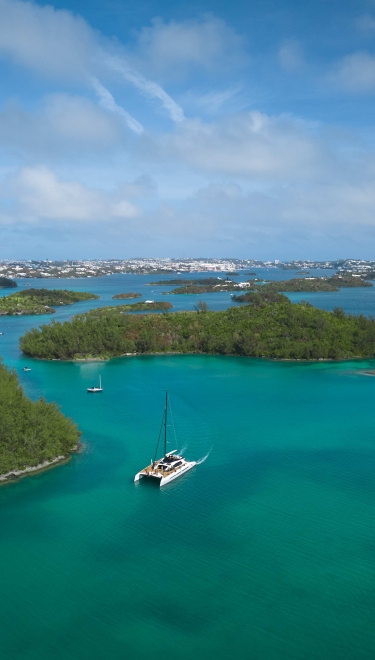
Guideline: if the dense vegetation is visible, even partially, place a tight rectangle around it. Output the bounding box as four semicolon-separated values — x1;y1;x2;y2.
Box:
272;275;371;291
112;292;142;299
233;275;371;300
163;278;239;294
166;274;371;295
0;288;99;315
168;284;237;294
82;301;173;317
0;277;17;288
19;293;375;361
0;360;80;475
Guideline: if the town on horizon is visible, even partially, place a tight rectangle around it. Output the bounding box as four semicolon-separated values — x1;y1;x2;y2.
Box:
1;258;375;279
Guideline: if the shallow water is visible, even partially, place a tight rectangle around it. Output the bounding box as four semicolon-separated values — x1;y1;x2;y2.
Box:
1;272;375;659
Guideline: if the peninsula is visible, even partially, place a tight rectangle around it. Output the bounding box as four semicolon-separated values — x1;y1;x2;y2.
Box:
19;292;375;361
0;289;99;315
0;360;81;480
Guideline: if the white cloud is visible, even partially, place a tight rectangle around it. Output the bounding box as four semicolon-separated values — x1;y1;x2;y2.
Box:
152;174;375;251
329;52;375;92
194;182;243;201
0;0;183;124
181;86;243;116
2;166;141;223
0;94;125;158
134;16;246;77
154;112;327;180
278;40;305;73
0;0;94;81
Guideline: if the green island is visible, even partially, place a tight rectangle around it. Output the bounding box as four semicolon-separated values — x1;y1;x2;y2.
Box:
0;360;81;479
232;275;372;300
162;274;371;295
0;276;17;288
148;277;233;287
19;291;375;361
112;292;142;299
0;288;99;315
148;277;240;295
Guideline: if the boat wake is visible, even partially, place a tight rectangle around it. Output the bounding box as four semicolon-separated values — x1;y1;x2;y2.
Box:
195;448;212;465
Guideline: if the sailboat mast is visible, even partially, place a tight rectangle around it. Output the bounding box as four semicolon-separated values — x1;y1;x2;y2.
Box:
164;390;168;456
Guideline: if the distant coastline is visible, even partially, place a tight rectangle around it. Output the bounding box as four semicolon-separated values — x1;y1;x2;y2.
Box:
0;257;374;280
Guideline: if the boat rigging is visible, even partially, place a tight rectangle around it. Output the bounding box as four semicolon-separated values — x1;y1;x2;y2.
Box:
134;391;196;487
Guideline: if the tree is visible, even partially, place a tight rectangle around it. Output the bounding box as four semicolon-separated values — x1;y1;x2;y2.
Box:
194;300;209;313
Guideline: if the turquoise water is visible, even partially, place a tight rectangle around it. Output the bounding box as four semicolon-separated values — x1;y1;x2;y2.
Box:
1;273;375;659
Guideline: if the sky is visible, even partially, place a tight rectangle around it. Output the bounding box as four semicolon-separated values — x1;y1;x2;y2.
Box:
1;0;375;259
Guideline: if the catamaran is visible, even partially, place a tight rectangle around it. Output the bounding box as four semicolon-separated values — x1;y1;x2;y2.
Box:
87;375;103;393
134;391;196;487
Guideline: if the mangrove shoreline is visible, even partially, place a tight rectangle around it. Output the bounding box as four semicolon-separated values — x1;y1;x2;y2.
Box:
0;444;81;485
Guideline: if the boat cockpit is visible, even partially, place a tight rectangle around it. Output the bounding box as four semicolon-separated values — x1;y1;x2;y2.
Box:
156;455;184;472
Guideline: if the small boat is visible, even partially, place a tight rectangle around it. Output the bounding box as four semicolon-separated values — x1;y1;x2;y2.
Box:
22;367;31;372
87;375;103;393
134;391;196;487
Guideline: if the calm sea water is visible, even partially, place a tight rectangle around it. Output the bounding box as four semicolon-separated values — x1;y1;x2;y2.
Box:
1;271;375;659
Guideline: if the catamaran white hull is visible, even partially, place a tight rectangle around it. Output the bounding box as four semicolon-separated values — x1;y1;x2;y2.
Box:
134;461;196;487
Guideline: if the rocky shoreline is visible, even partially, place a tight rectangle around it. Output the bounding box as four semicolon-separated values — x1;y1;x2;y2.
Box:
0;445;80;484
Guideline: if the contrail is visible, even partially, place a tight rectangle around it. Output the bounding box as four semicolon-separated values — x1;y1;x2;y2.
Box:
103;55;185;123
91;76;144;134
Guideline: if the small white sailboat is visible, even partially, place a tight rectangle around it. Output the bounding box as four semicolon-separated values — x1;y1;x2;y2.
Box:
87;375;103;393
22;367;31;372
134;391;196;487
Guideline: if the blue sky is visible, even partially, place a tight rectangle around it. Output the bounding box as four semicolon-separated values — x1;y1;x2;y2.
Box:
1;0;375;259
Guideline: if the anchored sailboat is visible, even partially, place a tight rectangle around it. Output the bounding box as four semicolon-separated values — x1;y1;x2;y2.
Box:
87;375;103;393
134;391;196;487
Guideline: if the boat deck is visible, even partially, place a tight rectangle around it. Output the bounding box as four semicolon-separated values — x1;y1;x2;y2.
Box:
140;461;186;478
